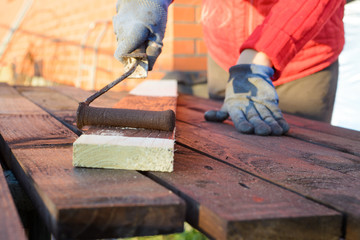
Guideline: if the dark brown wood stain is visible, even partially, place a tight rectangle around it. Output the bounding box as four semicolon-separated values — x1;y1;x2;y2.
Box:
0;165;27;240
5;85;359;240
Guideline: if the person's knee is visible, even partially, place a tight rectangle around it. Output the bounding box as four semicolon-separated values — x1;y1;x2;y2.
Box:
208;81;225;100
207;55;228;100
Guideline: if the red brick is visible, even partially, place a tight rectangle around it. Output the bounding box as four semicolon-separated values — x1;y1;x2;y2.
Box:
174;40;195;55
195;39;207;54
0;0;208;87
0;3;25;44
161;40;173;55
195;6;203;22
148;71;166;80
174;0;202;6
174;6;195;22
106;78;146;92
155;55;174;71
174;23;203;38
174;56;207;71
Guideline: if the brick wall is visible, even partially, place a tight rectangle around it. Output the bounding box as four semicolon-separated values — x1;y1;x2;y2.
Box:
0;0;207;91
173;0;207;71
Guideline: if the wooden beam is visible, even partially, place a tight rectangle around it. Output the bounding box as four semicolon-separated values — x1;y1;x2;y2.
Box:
73;80;177;172
10;146;184;239
0;166;27;240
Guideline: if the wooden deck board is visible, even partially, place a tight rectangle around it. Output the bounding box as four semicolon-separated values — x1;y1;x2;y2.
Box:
0;166;27;240
145;145;342;240
50;85;126;106
10;146;184;239
15;85;124;111
0;83;44;115
178;94;360;156
284;113;360;142
287;125;360;156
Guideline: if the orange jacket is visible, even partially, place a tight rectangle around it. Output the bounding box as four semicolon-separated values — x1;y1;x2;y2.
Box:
202;0;345;85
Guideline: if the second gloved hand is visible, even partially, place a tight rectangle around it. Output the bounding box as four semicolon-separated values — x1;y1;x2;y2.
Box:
205;64;290;136
113;0;172;70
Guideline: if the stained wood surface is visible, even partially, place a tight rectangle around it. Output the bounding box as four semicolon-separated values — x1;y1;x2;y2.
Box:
178;94;360;156
5;84;360;239
10;146;184;239
0;83;185;239
0;83;44;115
146;145;341;240
176;94;360;239
284;113;360;142
50;85;126;106
15;85;123;132
288;125;360;156
0;166;27;240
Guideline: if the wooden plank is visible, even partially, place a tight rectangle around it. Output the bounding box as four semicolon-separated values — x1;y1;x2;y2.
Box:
0;84;185;239
284;114;360;142
15;86;78;112
9;146;185;239
50;85;127;106
146;145;342;240
0;166;27;240
15;85;124;129
15;86;84;133
73;128;175;171
175;95;360;239
73;80;177;172
0;84;77;167
178;94;360;156
0;83;44;115
288;125;360;156
0;114;77;147
15;85;123;110
4;170;51;240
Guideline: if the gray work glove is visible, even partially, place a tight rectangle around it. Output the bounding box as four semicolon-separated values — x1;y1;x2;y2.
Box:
205;64;290;136
113;0;172;70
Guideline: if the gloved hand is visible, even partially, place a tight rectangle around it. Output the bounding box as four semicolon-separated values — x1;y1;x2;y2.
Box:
113;0;172;70
204;64;290;136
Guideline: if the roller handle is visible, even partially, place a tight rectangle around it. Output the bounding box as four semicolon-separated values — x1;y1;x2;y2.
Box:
76;102;175;132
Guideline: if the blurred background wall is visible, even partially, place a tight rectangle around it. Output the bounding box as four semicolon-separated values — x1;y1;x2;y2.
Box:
0;0;207;91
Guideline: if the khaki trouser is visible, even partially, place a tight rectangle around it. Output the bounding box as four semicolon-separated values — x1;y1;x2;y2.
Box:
207;55;339;123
